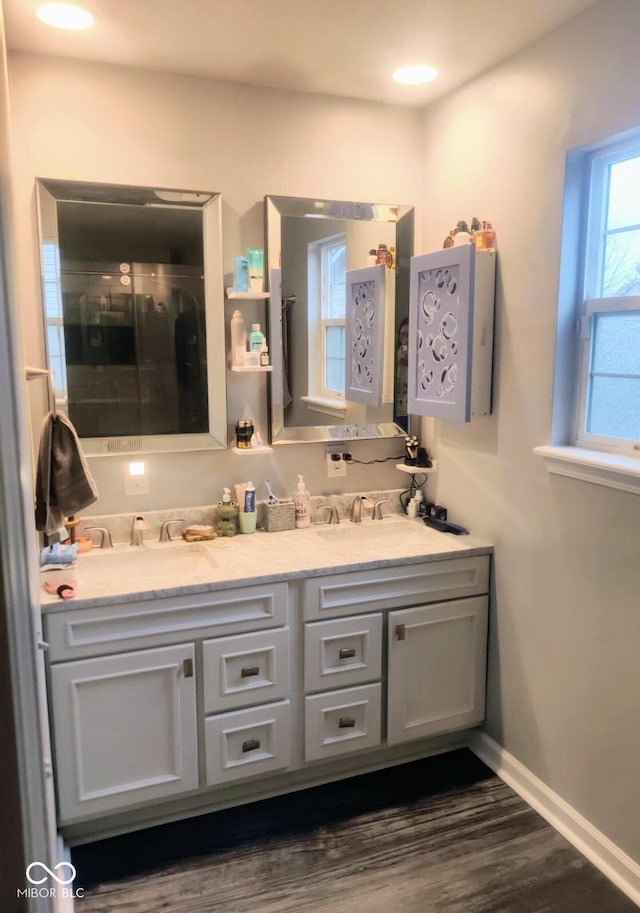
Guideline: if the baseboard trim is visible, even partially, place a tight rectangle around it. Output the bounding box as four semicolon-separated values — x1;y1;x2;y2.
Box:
468;731;640;908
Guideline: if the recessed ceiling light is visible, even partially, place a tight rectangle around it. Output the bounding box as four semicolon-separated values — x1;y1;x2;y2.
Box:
36;3;94;31
393;65;438;85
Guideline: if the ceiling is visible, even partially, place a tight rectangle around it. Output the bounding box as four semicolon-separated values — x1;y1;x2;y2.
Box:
4;0;599;107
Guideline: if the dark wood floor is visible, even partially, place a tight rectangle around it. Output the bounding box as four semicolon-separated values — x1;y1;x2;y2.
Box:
72;750;637;912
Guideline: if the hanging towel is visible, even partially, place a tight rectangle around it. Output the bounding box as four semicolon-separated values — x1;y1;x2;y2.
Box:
35;411;98;538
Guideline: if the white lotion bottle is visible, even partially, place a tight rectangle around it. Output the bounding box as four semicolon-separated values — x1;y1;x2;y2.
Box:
230;309;246;367
294;474;311;529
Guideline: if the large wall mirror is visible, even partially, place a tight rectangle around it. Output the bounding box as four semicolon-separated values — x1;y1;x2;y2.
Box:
265;195;414;444
35;179;227;455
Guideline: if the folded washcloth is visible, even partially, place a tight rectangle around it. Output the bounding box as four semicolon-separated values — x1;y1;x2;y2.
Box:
35;411;98;538
40;542;80;567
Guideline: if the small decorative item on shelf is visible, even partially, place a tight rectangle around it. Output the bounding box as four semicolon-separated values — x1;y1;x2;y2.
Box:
443;218;495;250
235;419;254;449
404;435;419;466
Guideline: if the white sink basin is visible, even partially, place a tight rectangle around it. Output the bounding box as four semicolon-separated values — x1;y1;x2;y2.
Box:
314;517;417;543
80;542;218;580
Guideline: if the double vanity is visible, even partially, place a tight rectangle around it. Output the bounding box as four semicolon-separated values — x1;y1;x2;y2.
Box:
41;509;492;843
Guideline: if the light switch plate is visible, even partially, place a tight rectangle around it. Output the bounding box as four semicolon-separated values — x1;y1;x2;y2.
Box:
125;476;149;496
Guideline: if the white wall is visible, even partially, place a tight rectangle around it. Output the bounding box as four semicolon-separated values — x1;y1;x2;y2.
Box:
8;53;422;513
421;0;640;862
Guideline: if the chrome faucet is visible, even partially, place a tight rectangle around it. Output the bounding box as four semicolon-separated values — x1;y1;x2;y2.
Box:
350;495;374;523
85;526;113;549
317;505;340;525
372;498;391;520
130;515;149;547
159;519;185;542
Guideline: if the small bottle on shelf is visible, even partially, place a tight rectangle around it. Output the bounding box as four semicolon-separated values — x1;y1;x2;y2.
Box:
230;309;246;367
260;341;270;367
234;256;249;293
249;323;265;351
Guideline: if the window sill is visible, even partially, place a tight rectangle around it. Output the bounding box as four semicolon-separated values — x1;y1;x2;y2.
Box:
300;395;347;419
533;445;640;495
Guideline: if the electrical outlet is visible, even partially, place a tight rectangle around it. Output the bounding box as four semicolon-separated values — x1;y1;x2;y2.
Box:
326;451;347;478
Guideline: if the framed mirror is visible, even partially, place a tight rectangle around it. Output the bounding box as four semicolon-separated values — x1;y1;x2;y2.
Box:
35;179;227;455
265;195;414;444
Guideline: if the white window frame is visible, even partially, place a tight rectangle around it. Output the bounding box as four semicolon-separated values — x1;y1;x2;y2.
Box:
305;233;346;411
573;137;640;457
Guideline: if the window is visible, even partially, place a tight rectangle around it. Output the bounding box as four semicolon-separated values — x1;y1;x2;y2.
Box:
42;240;67;401
320;238;346;397
575;140;640;454
305;233;347;412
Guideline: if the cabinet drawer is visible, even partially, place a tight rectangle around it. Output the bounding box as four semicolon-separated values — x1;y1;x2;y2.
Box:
305;683;381;762
45;582;288;661
304;614;382;693
202;628;290;713
303;556;489;620
205;700;291;785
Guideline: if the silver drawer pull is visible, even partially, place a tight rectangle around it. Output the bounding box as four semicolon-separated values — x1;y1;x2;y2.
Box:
338;647;356;659
241;665;260;678
338;717;356;729
183;658;194;678
242;738;261;752
395;624;406;641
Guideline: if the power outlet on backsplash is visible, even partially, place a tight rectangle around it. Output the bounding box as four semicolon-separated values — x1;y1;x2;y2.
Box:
326;450;347;478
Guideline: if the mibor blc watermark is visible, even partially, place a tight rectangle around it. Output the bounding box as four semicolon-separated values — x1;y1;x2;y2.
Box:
17;861;85;900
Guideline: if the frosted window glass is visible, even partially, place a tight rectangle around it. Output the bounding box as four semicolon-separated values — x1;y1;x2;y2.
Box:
587;377;640;439
325;325;345;359
325;358;344;394
591;312;640;373
325;325;345;394
607;157;640;231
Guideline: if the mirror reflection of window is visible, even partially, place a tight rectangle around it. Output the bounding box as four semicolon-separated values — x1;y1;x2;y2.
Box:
321;237;346;398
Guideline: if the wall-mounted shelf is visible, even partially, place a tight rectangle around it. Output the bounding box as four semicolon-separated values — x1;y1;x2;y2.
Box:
232;446;274;455
396;462;439;475
231;365;273;373
226;289;270;300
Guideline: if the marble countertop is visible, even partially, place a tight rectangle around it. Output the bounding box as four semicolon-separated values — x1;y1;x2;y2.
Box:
40;516;492;613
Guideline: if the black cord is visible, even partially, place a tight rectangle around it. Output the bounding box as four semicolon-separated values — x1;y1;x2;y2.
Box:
348;455;405;465
399;473;431;514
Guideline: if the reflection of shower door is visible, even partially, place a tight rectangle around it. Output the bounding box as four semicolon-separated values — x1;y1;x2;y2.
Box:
133;264;208;435
61;269;139;437
60;263;207;438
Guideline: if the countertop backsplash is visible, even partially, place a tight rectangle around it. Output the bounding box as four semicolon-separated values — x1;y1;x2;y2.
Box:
76;488;408;545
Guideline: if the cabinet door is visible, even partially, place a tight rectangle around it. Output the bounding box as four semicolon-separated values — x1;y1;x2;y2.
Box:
407;246;495;422
387;596;488;745
50;643;198;822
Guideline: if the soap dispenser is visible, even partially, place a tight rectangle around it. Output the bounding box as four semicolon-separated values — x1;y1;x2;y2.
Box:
294;474;311;529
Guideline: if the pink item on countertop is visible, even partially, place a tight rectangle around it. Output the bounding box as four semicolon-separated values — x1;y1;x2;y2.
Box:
43;581;76;599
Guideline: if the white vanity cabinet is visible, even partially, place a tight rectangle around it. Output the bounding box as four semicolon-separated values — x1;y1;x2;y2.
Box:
44;581;291;825
302;555;490;762
42;547;491;838
49;643;198;822
387;596;488;744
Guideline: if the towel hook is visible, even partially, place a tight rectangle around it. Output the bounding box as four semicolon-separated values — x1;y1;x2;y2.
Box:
25;366;57;417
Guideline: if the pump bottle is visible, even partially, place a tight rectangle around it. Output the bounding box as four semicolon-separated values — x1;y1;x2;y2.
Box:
294;474;311;528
